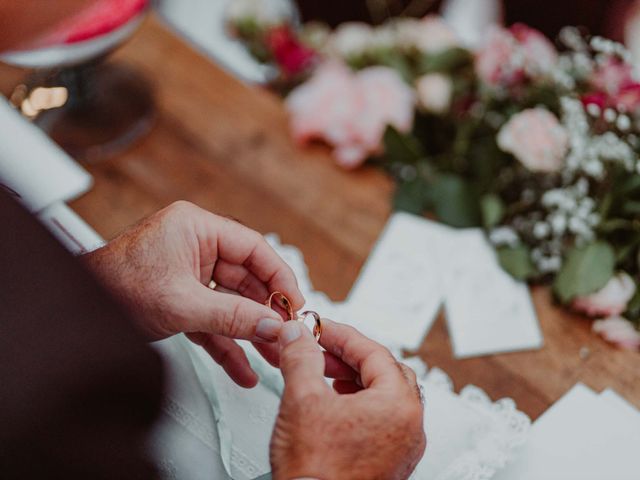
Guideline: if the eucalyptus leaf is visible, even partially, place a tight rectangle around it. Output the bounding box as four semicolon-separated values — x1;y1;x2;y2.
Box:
553;242;616;304
393;177;431;214
481;194;505;229
497;245;536;281
430;173;481;228
383;126;424;164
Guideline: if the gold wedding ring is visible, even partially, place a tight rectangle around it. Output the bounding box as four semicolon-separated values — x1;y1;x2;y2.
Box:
265;291;294;320
299;310;322;342
264;291;322;342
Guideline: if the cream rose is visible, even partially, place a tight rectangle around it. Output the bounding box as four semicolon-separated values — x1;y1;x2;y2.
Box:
329;22;374;58
497;108;569;172
415;73;453;114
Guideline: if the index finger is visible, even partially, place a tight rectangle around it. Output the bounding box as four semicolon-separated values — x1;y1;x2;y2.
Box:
200;212;305;310
318;319;405;390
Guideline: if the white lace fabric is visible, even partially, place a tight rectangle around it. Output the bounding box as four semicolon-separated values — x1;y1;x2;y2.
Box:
148;235;530;480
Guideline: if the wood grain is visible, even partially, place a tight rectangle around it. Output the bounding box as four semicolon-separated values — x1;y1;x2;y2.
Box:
2;15;639;419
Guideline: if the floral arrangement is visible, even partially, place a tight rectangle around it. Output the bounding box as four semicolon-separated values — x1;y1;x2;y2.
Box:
227;3;640;350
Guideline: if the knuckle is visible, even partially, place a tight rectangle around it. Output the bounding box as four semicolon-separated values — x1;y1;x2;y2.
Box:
223;301;247;338
165;200;194;216
399;363;418;383
283;385;326;407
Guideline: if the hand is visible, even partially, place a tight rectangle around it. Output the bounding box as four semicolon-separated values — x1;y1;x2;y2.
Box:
84;201;305;388
270;319;426;480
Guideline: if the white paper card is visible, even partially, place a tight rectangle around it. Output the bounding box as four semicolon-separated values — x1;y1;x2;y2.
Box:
443;229;543;358
599;388;640;416
345;213;450;349
495;383;640;480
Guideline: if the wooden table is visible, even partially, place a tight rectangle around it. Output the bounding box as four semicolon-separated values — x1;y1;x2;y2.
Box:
3;15;639;419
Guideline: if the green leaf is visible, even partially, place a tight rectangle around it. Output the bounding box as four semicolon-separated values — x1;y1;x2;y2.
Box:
552;242;616;304
622;200;640;215
497;245;536;281
615;235;640;262
480;194;505;229
418;47;472;74
393;177;431;214
598;218;634;233
383;126;424;165
598;192;614;219
618;174;640;196
430;173;481;228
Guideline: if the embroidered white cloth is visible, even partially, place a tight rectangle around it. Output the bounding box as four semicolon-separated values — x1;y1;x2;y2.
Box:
148;235;530;480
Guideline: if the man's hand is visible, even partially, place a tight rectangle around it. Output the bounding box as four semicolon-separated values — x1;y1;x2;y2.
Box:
84;201;305;388
271;319;426;480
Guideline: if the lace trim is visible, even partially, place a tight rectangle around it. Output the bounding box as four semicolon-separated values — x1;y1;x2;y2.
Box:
413;362;530;480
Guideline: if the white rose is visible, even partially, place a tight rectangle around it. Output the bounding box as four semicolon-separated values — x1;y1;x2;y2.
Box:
415;73;453;114
329;22;374;58
497;108;569;172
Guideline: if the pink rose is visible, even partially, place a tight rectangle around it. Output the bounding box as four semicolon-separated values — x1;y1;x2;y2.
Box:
286;62;415;169
497;108;568;172
591;58;635;95
510;23;558;77
581;92;608;110
475;26;518;86
573;273;637;318
613;84;640;111
593;316;640;351
585;58;640;112
475;24;557;87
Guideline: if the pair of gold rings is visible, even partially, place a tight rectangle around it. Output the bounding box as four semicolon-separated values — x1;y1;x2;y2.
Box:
265;291;322;342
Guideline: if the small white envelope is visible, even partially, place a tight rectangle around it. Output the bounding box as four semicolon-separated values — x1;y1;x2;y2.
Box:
345;213;449;349
443;229;543;358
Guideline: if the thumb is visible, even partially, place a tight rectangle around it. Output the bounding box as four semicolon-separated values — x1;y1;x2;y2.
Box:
279;322;330;400
188;283;284;342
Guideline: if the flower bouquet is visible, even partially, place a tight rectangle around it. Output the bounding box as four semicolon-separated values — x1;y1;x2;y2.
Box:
227;4;640;349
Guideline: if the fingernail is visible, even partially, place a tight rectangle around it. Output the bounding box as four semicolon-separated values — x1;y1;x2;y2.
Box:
279;321;303;346
256;317;283;341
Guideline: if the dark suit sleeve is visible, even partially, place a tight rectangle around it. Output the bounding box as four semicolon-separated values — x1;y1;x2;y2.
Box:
0;191;164;479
